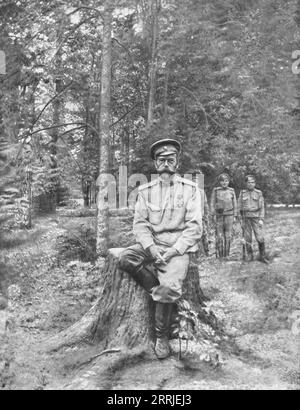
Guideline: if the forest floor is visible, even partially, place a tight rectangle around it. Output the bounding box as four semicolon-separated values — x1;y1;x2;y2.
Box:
0;209;299;390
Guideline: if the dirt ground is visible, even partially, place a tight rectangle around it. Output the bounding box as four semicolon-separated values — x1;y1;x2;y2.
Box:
0;209;299;390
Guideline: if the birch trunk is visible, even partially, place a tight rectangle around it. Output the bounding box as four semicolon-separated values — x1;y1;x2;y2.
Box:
147;0;159;126
97;5;112;257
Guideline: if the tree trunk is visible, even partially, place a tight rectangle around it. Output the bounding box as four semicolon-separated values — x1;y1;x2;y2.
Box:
147;0;159;126
97;4;112;257
82;178;92;208
21;168;32;228
47;248;218;353
21;89;35;227
163;65;169;121
49;25;63;212
47;248;223;389
125;127;130;170
82;92;91;208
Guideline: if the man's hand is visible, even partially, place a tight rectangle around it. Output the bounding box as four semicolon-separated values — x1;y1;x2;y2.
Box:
162;247;179;263
149;245;166;265
258;219;264;227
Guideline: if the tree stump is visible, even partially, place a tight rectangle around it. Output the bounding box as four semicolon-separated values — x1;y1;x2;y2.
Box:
48;248;219;353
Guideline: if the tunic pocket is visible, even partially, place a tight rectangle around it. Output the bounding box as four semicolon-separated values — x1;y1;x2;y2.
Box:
149;210;161;225
147;202;162;224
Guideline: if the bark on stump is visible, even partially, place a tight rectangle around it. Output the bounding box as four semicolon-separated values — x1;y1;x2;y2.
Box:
48;248;216;352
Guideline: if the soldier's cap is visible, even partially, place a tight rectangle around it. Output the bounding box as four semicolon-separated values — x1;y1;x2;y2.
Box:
218;172;230;182
150;139;182;160
245;174;256;182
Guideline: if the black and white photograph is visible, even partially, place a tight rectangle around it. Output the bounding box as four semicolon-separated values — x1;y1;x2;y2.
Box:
0;0;299;392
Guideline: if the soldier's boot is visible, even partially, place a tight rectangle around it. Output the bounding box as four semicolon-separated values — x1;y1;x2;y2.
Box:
224;238;231;258
204;242;209;257
169;305;179;339
246;244;254;261
220;240;224;258
258;241;269;264
223;237;227;259
215;244;219;258
216;238;223;258
242;241;247;261
126;265;159;294
154;302;173;359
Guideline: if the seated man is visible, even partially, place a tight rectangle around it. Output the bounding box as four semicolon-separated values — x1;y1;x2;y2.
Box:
118;139;202;359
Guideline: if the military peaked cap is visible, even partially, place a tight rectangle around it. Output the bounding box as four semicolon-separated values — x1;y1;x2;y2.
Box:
150;138;182;160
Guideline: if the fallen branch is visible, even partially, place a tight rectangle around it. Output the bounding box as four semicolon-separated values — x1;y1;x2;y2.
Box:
77;348;122;368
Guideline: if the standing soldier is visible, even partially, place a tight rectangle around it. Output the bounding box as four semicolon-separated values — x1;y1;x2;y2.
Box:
238;175;268;263
210;173;237;258
118;139;202;359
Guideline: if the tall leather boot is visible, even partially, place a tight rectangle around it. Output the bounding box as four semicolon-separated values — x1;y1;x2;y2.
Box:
224;238;231;258
258;241;268;264
154;302;173;359
216;238;223;258
221;238;225;257
126;265;159;294
242;243;246;261
246;243;254;261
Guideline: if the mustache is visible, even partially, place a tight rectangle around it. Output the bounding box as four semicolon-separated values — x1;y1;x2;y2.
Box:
157;163;174;168
158;166;173;172
157;167;175;174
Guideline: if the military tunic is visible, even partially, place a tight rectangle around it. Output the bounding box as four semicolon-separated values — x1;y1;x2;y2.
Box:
120;174;202;303
238;188;265;244
210;187;237;256
210;186;237;217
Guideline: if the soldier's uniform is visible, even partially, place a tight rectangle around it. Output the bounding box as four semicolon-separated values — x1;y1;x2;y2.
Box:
237;188;266;260
119;174;202;303
210;186;237;257
118;139;202;359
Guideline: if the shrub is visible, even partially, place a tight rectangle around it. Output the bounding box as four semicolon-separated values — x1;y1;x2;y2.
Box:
55;223;96;263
